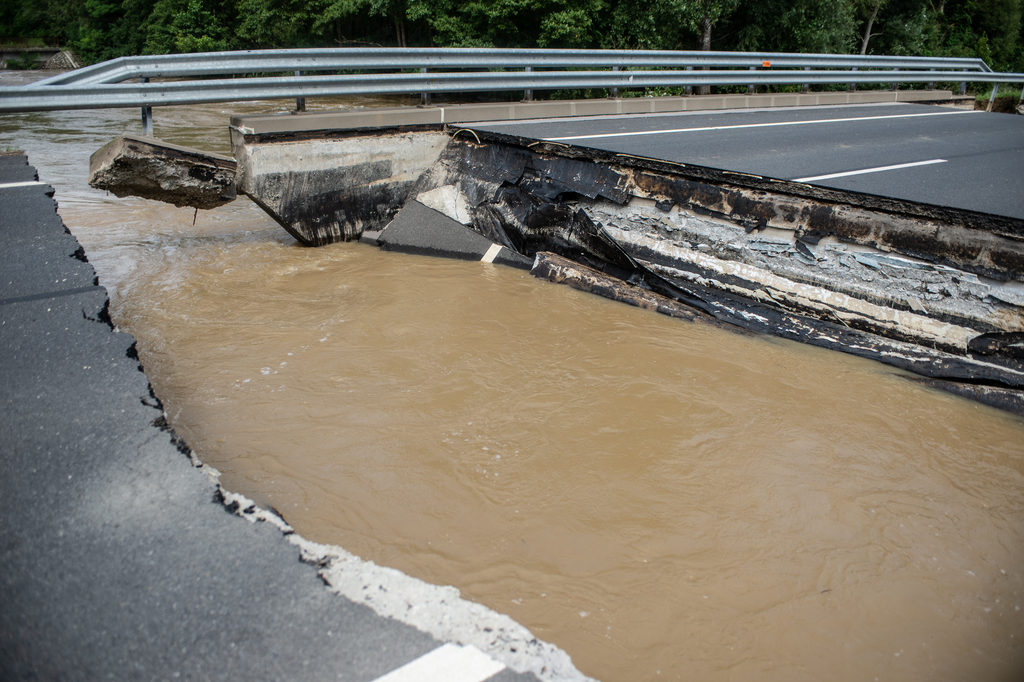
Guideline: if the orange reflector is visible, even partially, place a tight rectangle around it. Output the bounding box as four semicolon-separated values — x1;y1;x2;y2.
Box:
762;61;771;67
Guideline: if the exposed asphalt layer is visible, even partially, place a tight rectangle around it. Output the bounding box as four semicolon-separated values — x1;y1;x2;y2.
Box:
462;103;1024;220
378;199;534;269
0;155;538;682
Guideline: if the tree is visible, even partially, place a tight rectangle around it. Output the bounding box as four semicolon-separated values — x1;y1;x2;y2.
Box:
680;0;739;52
858;0;889;53
678;0;739;94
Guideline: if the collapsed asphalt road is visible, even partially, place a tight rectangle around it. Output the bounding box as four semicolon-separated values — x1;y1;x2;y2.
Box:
0;153;585;682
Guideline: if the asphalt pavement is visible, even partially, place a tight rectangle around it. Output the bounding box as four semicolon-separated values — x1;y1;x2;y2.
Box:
0;154;549;682
462;102;1024;220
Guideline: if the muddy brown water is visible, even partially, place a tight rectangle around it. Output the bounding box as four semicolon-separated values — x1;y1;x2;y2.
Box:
3;72;1024;681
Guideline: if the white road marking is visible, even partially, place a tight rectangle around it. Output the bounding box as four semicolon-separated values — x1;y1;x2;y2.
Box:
371;643;505;682
481;243;503;263
792;158;947;183
0;181;46;189
544;110;976;142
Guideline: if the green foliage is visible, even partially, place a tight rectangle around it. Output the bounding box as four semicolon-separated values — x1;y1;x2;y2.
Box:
405;0;607;48
730;0;858;53
171;0;231;52
1;0;1019;77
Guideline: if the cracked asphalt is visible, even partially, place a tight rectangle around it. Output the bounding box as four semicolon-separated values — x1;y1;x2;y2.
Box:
0;154;538;682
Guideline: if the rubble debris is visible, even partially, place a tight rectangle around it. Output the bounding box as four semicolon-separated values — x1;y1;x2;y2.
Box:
89;135;236;210
43;50;81;70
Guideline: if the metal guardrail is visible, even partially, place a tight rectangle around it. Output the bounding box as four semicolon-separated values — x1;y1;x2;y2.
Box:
2;48;1021;134
6;69;1024;112
25;47;993;88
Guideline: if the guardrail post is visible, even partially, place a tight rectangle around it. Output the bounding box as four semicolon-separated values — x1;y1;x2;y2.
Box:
747;66;755;95
986;83;998;112
610;66;620;98
295;71;305;112
848;67;857;92
802;67;810;93
420;68;431;107
927;68;935;90
523;66;533;102
959;81;967;96
685;66;693;96
140;77;153;137
890;68;899;91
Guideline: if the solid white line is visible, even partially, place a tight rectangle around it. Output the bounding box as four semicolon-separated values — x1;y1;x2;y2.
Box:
481;243;503;263
0;181;46;189
544;110;975;142
371;644;505;682
792;158;947;183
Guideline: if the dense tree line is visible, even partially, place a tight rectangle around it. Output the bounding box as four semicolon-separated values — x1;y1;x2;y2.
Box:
1;0;1021;74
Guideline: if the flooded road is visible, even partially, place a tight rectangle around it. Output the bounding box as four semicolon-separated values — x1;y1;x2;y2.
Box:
3;71;1024;682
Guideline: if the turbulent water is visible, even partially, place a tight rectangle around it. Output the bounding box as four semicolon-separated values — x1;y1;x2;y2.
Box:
3;71;1024;682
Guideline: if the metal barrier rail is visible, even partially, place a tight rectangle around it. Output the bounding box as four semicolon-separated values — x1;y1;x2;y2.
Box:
3;48;1022;138
3;67;1022;113
26;47;993;88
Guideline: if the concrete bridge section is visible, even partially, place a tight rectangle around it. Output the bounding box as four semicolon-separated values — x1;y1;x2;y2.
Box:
229;90;969;246
0;153;589;682
226;93;1024;415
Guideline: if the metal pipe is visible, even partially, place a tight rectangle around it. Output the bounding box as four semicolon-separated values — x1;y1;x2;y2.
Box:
987;83;999;112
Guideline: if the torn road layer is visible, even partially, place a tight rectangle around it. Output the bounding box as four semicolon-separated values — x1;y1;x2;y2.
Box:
89;135;237;210
233;124;1024;414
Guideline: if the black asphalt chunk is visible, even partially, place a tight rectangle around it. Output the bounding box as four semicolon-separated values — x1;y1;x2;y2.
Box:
378;199;534;269
0;154;38;184
0;156;543;682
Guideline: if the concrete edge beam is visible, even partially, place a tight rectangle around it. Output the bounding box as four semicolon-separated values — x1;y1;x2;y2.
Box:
230;90;957;135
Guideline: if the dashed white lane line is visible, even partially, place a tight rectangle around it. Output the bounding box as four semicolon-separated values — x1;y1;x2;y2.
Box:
544;110;976;142
792;158;947;183
481;243;503;263
370;643;506;682
0;181;46;189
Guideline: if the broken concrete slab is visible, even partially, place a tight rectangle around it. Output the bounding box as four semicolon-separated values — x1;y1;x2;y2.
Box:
378;199;533;269
88;135;236;210
231;127;449;245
